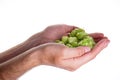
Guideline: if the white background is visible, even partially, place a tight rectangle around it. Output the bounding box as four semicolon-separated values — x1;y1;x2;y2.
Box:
0;0;120;80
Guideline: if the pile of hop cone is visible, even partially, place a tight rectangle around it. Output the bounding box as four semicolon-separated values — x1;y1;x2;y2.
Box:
56;28;96;48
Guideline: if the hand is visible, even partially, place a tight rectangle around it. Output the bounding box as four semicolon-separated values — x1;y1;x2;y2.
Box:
26;24;75;46
26;24;106;48
34;37;109;71
89;33;105;43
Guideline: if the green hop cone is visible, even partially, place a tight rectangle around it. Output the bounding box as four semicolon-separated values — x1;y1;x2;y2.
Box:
84;36;96;46
78;38;94;48
69;28;85;37
61;36;68;44
68;37;78;44
84;36;93;40
69;29;77;37
74;28;85;33
66;44;73;48
76;32;88;40
71;41;78;47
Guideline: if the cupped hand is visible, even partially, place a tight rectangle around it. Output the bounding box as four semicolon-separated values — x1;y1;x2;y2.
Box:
35;37;109;71
26;24;105;48
26;24;75;46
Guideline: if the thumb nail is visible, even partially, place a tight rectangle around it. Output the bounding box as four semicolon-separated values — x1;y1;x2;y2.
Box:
84;47;91;52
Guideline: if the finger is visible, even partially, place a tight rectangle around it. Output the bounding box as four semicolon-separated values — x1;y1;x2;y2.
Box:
91;38;110;54
94;37;108;43
63;33;70;36
64;25;77;33
94;38;102;43
76;38;110;66
63;46;91;59
64;27;82;36
89;33;104;39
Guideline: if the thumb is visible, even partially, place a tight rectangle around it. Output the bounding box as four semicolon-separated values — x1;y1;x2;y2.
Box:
64;25;76;33
63;46;91;59
76;46;91;54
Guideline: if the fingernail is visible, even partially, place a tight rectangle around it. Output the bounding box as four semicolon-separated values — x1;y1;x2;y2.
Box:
84;47;91;52
106;39;110;45
103;37;108;39
103;39;110;47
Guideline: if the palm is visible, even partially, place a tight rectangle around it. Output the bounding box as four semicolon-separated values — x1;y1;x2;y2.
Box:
38;37;109;71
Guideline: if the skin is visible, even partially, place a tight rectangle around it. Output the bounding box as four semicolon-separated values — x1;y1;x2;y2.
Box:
0;24;75;64
0;24;110;80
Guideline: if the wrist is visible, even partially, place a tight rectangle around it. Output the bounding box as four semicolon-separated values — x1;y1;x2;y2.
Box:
29;47;44;66
26;32;51;47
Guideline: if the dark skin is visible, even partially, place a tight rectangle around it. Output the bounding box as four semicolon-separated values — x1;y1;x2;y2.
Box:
0;24;110;80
